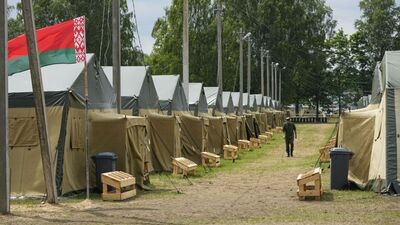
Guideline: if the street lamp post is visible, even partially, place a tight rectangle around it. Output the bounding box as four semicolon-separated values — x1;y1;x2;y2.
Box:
275;63;279;106
238;30;251;115
266;50;270;98
246;37;251;110
271;61;275;101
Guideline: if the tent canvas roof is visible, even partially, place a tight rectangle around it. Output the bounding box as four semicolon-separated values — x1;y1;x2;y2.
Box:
231;92;249;107
382;51;400;89
222;92;231;108
188;83;203;105
9;53;94;93
254;94;264;106
152;75;180;101
204;86;219;106
102;66;147;97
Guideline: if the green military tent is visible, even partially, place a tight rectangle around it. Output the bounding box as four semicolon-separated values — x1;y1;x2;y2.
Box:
153;75;189;115
189;83;208;116
338;51;400;192
103;66;159;116
8;54;147;195
223;92;235;115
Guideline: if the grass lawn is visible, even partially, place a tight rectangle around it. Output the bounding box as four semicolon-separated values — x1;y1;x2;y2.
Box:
3;122;400;225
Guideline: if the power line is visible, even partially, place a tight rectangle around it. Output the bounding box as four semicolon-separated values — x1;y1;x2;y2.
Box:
131;0;146;67
98;0;106;64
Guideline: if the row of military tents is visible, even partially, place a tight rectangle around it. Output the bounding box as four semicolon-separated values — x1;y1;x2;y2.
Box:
8;54;285;196
338;51;400;193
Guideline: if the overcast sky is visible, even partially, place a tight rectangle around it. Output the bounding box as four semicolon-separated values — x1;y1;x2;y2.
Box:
136;0;364;54
8;0;399;54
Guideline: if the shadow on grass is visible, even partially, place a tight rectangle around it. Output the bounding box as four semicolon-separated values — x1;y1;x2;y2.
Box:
321;191;334;201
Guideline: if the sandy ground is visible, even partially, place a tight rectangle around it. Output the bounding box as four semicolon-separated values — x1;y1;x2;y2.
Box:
1;123;400;225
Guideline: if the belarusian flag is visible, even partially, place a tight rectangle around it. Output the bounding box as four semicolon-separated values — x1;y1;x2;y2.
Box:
8;16;86;75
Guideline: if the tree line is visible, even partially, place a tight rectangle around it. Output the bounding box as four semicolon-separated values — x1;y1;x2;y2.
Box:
149;0;400;112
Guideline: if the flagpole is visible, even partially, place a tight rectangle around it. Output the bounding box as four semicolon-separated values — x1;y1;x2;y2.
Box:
84;59;89;199
82;18;89;200
21;0;58;204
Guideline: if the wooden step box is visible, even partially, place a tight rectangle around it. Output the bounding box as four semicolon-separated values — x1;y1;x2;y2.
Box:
258;135;269;143
263;132;273;139
172;157;197;177
101;171;136;201
201;152;220;167
223;144;238;160
250;137;262;148
238;140;250;151
297;167;322;201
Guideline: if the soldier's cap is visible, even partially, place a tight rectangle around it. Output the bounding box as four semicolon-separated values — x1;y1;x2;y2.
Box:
286;117;290;121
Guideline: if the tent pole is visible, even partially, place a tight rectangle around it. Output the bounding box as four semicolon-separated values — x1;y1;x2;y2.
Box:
0;0;10;214
21;0;58;204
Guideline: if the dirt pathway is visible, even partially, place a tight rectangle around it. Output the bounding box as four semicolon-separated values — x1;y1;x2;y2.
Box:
2;124;400;225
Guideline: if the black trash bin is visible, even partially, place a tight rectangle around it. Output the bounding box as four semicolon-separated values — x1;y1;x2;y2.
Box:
91;152;118;193
330;148;354;190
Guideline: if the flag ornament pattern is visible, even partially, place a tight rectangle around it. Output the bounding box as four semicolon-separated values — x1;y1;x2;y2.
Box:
8;16;86;75
73;16;86;63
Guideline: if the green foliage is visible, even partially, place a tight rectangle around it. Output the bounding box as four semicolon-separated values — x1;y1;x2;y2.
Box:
7;0;142;66
326;30;359;109
9;0;400;107
149;0;336;106
354;0;400;94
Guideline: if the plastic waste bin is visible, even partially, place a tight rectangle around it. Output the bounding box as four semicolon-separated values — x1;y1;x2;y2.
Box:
330;148;353;190
91;152;118;193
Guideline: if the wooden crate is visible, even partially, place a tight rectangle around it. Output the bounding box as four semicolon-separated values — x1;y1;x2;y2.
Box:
201;152;220;167
101;171;136;201
238;139;250;151
297;168;322;201
172;157;197;177
319;146;331;163
223;144;238;160
263;132;273;139
250;138;261;148
318;138;336;166
274;126;283;133
258;135;268;143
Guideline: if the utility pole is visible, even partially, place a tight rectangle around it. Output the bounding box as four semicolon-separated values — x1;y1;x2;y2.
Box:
21;0;58;204
0;0;9;214
271;62;275;101
183;0;189;103
112;0;121;113
266;50;270;98
260;48;264;96
238;28;244;115
247;37;251;109
279;67;284;105
275;63;279;104
216;0;223;112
